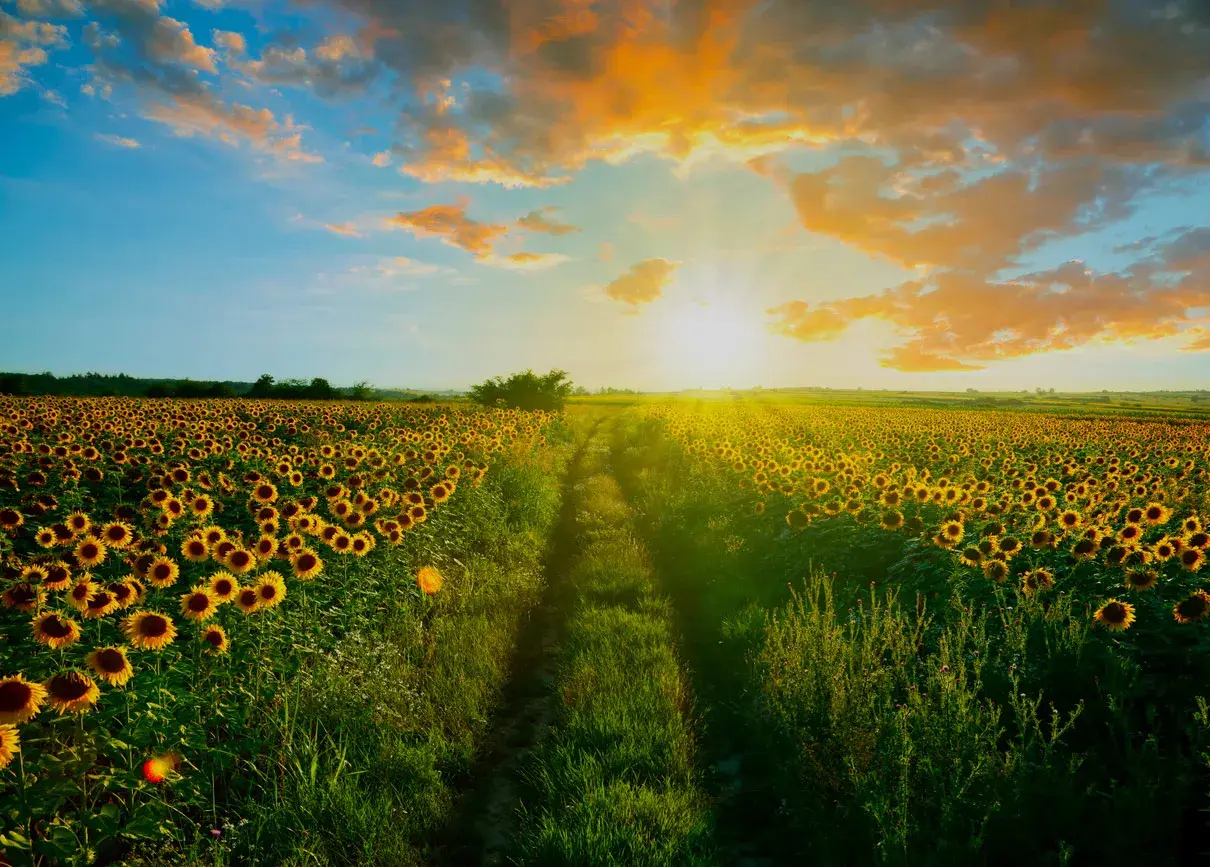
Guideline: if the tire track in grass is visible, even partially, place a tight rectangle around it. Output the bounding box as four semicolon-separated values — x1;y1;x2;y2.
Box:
511;423;719;865
434;420;602;866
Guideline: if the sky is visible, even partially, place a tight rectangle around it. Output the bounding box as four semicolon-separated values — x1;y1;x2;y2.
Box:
3;0;1210;392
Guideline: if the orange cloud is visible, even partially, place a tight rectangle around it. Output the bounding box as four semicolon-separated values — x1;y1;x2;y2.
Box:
324;223;362;237
769;236;1210;371
0;10;66;96
515;207;579;236
603;258;679;308
385;202;508;258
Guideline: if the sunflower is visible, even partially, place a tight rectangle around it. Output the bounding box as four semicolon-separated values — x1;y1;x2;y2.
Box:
254;572;286;609
880;509;904;530
190;495;214;520
0;508;25;531
1174;590;1210;624
121;611;178;651
42;561;72;591
1072;538;1098;559
225;548;255;575
1021;569;1054;595
201;526;226;548
83;589;120;620
1180;548;1204;572
1125;507;1145;525
0;725;18;770
1058;510;1082;530
201;624;229;655
252;482;278;504
32;612;81;649
65;511;91;534
983;560;1010;583
417;566;442;595
1030;529;1054;549
86;646;135;687
45;671;101;714
1094;599;1136;632
74;538;107;568
290;549;323;580
208;571;238;602
252;536;277;561
66;578;96;612
181;536;210;563
235;586;261;614
2;583;43;613
350;533;374;557
1153;537;1177;561
108;580;137;610
0;674;48;723
146;557;180;589
1124;569;1159;592
177;586;218;621
998;536;1022;557
1144;502;1171;525
100;522;134;549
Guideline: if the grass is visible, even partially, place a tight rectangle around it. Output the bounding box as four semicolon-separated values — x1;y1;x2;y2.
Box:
207;443;573;865
512;426;717;865
611;411;1210;866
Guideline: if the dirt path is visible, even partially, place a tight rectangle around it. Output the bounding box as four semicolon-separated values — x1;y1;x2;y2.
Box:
433;421;600;865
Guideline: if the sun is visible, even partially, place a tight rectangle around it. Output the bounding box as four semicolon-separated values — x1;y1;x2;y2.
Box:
658;298;768;388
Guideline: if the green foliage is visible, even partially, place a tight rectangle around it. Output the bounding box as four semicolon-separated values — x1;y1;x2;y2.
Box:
469;369;574;411
514;425;717;865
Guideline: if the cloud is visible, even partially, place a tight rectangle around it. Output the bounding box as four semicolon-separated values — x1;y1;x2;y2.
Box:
371;150;391;166
598;241;614;261
226;32;379;98
95;132;140;147
324;222;362;237
0;9;67;97
603;258;679;308
488;251;569;270
384;202;508;258
515;207;579;236
768;231;1210;370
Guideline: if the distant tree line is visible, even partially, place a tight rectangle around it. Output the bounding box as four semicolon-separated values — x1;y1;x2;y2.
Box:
0;371;433;402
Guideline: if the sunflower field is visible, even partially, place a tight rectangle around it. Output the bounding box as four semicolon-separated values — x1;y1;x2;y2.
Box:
610;399;1210;864
0;396;568;865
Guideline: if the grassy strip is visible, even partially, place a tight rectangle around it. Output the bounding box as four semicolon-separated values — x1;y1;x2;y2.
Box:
195;445;574;866
513;430;717;865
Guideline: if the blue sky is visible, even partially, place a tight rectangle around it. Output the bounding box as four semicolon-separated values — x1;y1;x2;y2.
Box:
3;0;1210;391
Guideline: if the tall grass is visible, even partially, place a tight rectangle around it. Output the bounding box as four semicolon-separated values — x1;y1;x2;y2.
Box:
513;430;717;865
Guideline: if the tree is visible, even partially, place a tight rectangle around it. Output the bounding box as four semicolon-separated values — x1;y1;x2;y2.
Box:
349;380;375;400
468;369;574;411
248;374;276;398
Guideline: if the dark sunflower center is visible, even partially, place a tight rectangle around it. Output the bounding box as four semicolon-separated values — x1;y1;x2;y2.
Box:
41;616;72;638
80;544;99;559
140;616;169;638
1103;604;1126;622
188;594;210;612
259;585;277;600
87;592;113;610
297;555;316;570
239;590;258;606
49;675;91;701
205;630;224;648
0;681;33;711
97;649;125;672
10;586;36;605
214;579;233;595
